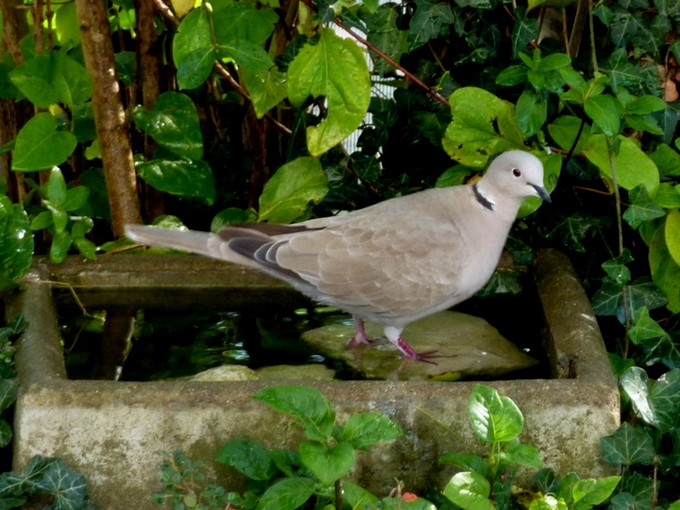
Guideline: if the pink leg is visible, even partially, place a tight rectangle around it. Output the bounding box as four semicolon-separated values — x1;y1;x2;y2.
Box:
347;316;372;348
394;337;438;363
385;326;438;363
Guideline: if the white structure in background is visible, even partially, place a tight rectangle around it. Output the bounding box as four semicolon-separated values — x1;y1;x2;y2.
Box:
331;10;401;155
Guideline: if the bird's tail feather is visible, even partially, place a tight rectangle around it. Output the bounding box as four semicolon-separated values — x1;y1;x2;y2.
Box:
124;224;214;255
125;224;271;269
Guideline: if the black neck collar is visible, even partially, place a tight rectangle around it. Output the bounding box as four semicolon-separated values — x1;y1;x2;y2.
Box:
473;183;494;211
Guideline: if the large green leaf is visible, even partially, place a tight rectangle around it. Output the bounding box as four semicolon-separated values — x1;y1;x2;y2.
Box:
342;411;403;450
665;209;680;266
468;384;523;444
601;422;656;466
582;134;660;193
443;471;495;510
133;92;203;159
212;3;278;48
299;440;355;486
136;158;215;205
215;438;276;481
288;29;371;157
12;113;77;171
255;477;315;510
172;8;215;90
9;51;92;108
649;223;680;313
258;157;328;223
255;385;335;443
243;66;288;119
584;95;621;136
442;87;524;168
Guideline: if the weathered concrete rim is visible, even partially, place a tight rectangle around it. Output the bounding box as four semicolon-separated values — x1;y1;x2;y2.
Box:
10;249;615;386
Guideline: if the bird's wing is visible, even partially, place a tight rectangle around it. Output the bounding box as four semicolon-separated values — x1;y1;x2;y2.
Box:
273;188;486;319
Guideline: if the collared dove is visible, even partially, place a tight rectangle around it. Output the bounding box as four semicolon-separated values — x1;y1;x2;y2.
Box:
125;150;550;361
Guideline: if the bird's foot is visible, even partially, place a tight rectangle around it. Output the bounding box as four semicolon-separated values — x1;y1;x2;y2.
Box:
348;315;372;348
395;338;439;364
347;335;374;348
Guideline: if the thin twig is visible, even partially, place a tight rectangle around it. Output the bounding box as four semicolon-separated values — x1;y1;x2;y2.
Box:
151;0;292;135
331;16;450;108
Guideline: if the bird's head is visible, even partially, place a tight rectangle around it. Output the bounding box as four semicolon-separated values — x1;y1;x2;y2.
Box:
483;150;551;204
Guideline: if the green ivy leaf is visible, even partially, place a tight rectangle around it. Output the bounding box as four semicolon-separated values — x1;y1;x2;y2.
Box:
0;378;17;414
299;440;355;486
215;439;276;481
620;367;657;426
342;411;403;450
365;4;407;77
172;8;215;90
288;29;371;157
601;422;656;466
468;384;523;444
582;134;660;193
648;368;680;432
255;477;315;510
136;158;215;205
511;9;538;58
601;250;633;285
35;458;88;509
624;185;666;228
258;157;328;223
408;0;456;51
443;471;494;510
649;143;680;178
133;92;203;160
442;87;524;167
628;306;667;344
12;113;78;171
255;385;335;443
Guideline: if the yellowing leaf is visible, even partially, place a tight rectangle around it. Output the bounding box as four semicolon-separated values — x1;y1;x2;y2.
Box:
665;209;680;266
582;134;660;193
288;29;370;157
442;87;525;168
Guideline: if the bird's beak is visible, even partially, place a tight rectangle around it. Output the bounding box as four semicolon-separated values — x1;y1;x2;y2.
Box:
532;184;552;203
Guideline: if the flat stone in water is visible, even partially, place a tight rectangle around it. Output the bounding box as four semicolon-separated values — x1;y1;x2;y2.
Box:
301;311;538;380
189;363;335;381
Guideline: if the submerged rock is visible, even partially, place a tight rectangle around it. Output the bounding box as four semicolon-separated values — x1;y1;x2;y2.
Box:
189;363;335;381
301;311;538;381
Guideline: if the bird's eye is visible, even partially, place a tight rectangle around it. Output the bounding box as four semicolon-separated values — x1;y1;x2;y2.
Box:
512;168;521;177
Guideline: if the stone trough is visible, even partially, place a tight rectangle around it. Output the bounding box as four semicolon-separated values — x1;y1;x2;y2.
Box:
5;249;619;509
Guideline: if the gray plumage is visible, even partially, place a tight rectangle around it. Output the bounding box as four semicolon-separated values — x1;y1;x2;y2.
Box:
125;150;550;360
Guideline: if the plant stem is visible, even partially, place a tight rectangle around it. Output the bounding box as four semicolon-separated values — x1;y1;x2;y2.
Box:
605;137;631;355
335;480;343;510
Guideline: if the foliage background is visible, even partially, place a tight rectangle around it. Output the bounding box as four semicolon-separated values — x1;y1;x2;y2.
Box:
0;0;679;507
